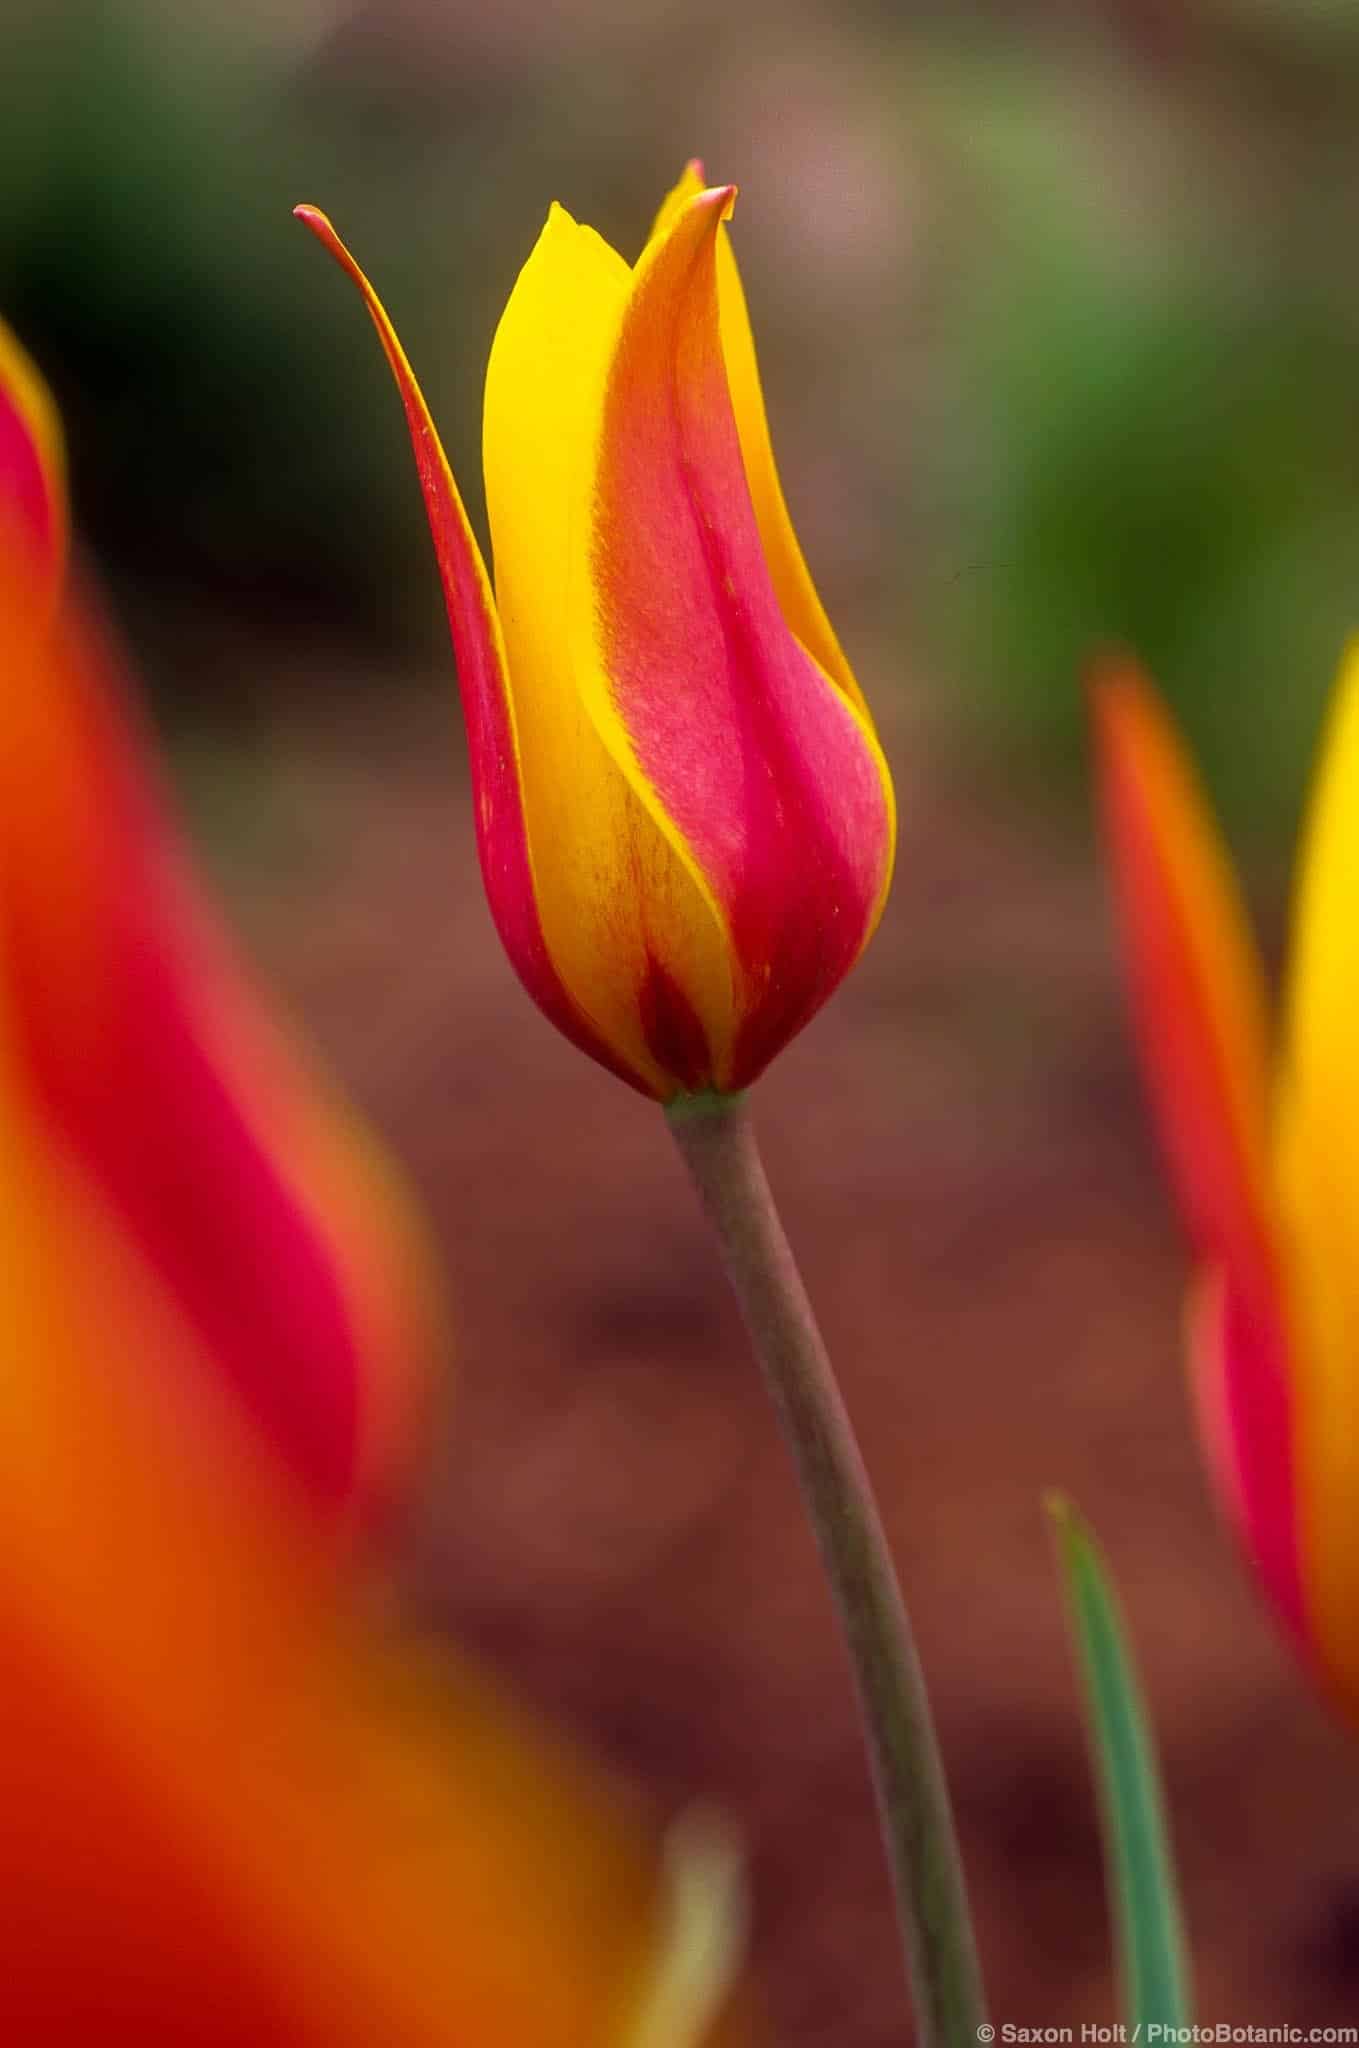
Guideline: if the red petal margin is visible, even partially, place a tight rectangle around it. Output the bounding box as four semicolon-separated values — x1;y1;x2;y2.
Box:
1090;656;1275;1307
591;188;895;1091
293;206;650;1095
0;580;438;1520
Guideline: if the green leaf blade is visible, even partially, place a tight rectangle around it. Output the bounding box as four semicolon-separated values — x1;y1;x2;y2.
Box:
1048;1494;1192;2031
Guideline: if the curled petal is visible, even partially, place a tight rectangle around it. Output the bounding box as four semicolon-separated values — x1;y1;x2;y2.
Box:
0;315;66;603
0;567;441;1520
294;205;655;1093
580;186;896;1091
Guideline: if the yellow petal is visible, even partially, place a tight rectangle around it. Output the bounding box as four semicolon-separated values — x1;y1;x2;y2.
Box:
646;165;865;715
483;204;736;1091
1276;636;1359;1711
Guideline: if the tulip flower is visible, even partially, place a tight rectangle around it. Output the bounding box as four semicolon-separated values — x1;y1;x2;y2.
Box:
296;163;896;1100
0;327;752;2042
297;180;988;2044
1092;647;1359;1717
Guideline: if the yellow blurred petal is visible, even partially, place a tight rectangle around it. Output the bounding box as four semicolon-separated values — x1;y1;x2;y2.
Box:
1277;636;1359;1711
483;204;736;1089
645;166;865;714
627;1809;749;2048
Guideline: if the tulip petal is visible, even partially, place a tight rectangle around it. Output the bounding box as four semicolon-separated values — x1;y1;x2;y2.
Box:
648;164;864;714
0;314;66;598
578;186;896;1090
483;202;736;1094
1090;658;1303;1639
1276;638;1359;1712
1089;657;1275;1300
294;205;653;1093
0;571;439;1519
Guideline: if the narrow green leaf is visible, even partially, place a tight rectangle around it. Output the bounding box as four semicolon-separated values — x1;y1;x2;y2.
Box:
1047;1494;1192;2030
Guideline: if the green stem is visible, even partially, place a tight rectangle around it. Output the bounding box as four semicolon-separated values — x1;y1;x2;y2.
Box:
666;1089;986;2048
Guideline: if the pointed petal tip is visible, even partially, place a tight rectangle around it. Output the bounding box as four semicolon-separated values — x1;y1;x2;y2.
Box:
701;181;738;225
660;181;738;243
523;202;629;287
293;203;351;269
1083;646;1154;721
293;205;369;292
292;201;330;235
1084;650;1180;787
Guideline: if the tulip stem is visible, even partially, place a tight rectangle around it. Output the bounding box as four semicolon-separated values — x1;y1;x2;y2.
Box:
666;1088;986;2048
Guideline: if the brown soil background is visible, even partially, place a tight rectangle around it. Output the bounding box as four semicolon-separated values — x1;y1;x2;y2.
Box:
212;684;1359;2046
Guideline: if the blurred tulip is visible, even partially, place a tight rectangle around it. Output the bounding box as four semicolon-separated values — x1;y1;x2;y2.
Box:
0;314;438;1522
297;163;896;1101
0;325;753;2042
1092;648;1359;1717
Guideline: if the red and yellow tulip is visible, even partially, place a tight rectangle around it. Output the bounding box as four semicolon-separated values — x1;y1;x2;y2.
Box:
1092;649;1359;1718
0;322;753;2042
297;163;896;1101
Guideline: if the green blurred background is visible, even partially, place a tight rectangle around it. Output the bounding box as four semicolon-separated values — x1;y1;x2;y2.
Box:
7;2;1359;2041
5;0;1358;835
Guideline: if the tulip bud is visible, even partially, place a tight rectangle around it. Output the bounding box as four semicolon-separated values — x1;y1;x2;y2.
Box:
297;166;896;1101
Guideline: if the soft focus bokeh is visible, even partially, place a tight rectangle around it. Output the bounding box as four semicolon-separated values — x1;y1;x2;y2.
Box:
7;0;1359;2037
